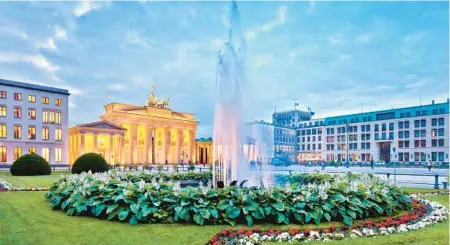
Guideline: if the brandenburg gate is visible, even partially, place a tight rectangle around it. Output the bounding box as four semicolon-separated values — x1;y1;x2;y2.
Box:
69;85;198;165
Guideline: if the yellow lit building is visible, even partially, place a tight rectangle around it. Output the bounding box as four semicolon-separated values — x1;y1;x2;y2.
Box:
69;85;199;165
195;137;212;165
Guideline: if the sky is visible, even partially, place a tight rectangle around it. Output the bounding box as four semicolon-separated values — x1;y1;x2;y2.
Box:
0;1;448;137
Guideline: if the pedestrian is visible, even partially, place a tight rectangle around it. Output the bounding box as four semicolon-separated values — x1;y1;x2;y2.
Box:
321;161;326;171
370;158;374;170
308;161;312;168
427;160;432;171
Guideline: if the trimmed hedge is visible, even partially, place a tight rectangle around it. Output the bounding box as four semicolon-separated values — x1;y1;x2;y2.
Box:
72;153;109;174
10;153;51;176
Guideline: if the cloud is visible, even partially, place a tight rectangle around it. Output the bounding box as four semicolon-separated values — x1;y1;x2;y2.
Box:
0;52;59;72
356;33;373;43
403;32;426;43
0;26;28;40
107;84;125;91
38;38;58;50
73;1;105;17
55;26;68;40
327;35;342;47
245;5;288;41
125;31;154;49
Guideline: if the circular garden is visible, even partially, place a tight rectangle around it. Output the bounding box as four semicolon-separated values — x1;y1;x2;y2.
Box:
43;171;449;244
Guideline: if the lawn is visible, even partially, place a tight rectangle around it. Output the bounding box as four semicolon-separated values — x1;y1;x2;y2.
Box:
0;171;70;188
0;174;448;245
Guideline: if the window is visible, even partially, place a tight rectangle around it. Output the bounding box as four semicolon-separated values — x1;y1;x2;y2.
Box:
375;124;379;132
28;126;36;140
405;121;410;128
14;125;21;139
414;130;420;138
432;139;437;147
28;95;36;103
432;129;437;137
13;107;22;118
399;131;403;138
366;143;370;149
0;105;6;117
28;147;36;154
14;93;22;100
43;111;48;123
415;111;421;116
55;128;62;141
432;109;438;115
438;139;444;147
25;109;35;121
42;127;49;140
439;152;444;161
432;119;437;126
389;123;394;131
0;91;6;98
438;118;444;126
421;130;426;137
399;141;403;148
438;128;444;136
405;131;410;138
422;110;428;116
382;123;386;131
55;148;62;162
0;146;6;162
42;97;49;104
49;112;55;123
439;108;445;114
42;148;50;162
414;120;420;128
13;147;22;160
56;112;61;124
399;122;404;129
421;119;426;127
0;124;6;138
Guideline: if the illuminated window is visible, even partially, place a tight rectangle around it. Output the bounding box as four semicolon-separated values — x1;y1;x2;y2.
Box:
0;146;6;162
49;112;55;123
28;95;36;103
42;97;49;104
28;108;36;120
55;99;63;106
14;93;22;101
13;107;22;118
55;148;62;162
55;128;62;141
43;111;48;123
14;125;22;139
42;148;50;162
28;126;36;140
13;147;22;160
42;127;50;140
0;124;6;138
0;105;6;117
0;91;6;99
56;112;61;124
28;147;36;154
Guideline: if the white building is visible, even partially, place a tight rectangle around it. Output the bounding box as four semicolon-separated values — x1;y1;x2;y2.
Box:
0;79;70;165
293;100;449;164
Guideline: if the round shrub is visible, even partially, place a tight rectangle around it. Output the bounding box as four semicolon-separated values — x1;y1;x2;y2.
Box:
72;153;109;174
10;153;51;176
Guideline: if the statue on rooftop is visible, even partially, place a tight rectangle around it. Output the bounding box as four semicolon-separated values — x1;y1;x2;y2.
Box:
147;84;170;109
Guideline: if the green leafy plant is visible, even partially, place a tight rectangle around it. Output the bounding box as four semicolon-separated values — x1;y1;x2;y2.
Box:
156;165;164;172
46;172;411;227
10;153;51;176
71;153;110;174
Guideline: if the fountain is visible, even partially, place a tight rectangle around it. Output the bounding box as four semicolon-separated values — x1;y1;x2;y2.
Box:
212;0;249;187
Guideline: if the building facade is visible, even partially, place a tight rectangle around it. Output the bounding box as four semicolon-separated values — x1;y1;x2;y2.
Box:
196;137;212;165
69;85;198;165
0;79;70;164
292;100;450;164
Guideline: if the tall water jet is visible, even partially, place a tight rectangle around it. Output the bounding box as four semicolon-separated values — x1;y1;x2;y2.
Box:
212;0;249;186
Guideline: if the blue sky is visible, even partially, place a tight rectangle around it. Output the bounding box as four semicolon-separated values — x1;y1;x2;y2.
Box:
0;1;448;137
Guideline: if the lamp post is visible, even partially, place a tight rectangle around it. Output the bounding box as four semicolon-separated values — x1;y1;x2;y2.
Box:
346;123;349;168
393;147;397;183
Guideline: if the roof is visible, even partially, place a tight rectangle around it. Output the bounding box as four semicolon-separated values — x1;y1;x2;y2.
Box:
0;79;70;95
196;137;212;142
75;120;126;131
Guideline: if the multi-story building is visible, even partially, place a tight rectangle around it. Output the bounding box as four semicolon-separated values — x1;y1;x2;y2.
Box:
293;100;450;164
0;79;70;164
272;108;315;128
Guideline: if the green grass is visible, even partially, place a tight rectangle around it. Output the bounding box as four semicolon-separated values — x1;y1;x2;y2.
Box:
0;174;448;245
0;171;70;188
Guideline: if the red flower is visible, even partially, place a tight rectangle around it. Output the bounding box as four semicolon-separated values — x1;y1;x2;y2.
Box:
212;241;221;245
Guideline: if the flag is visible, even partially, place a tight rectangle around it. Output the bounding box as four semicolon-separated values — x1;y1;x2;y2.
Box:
294;103;299;106
307;106;311;111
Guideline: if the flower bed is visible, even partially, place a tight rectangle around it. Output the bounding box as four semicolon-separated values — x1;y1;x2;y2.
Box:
207;196;449;245
45;172;411;226
0;178;12;191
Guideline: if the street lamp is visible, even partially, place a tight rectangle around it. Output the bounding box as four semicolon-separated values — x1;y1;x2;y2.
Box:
346;123;349;168
393;147;397;183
